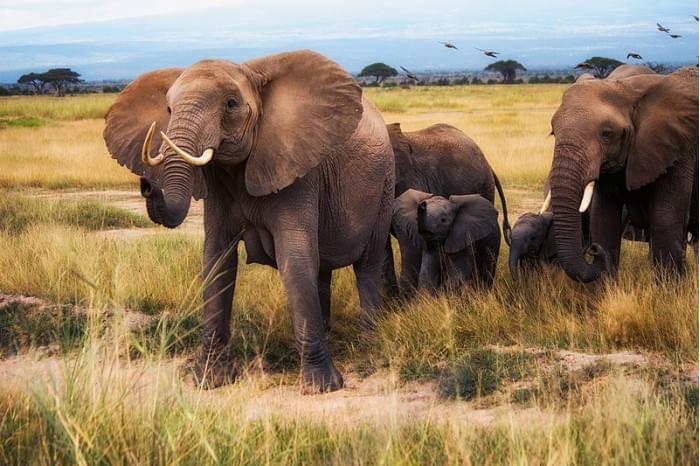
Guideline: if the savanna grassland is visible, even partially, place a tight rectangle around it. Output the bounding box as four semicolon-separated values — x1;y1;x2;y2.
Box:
0;86;697;465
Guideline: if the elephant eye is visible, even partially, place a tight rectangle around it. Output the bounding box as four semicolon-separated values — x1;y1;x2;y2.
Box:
601;128;614;140
227;99;238;109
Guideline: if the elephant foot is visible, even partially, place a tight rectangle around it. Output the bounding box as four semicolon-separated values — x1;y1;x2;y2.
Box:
192;353;238;390
302;358;344;394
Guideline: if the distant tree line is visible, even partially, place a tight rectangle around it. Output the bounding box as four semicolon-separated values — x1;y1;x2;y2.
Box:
2;67;125;96
17;68;83;96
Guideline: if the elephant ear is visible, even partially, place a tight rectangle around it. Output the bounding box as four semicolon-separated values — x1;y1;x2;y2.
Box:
243;50;364;196
393;189;432;249
445;194;498;254
626;69;698;190
103;68;207;199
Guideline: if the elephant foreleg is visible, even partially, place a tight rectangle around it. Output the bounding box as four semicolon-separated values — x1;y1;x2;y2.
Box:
275;228;343;393
397;236;422;296
648;154;695;275
196;203;239;389
381;238;400;299
590;184;623;273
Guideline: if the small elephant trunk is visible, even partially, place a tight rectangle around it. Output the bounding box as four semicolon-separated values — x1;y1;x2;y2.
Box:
508;247;521;281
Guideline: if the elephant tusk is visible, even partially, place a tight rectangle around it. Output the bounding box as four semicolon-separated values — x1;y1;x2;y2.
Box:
539;190;551;214
141;121;165;166
160;131;214;166
579;181;595;213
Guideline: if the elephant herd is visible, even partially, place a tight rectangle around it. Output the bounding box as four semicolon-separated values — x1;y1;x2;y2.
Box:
103;50;698;392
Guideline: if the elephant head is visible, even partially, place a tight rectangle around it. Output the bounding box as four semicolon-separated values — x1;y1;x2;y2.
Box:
104;50;363;228
393;189;498;289
546;67;698;282
508;211;554;280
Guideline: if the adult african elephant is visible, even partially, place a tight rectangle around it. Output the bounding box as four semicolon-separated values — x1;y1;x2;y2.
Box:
383;123;510;294
103;50;395;392
545;66;698;282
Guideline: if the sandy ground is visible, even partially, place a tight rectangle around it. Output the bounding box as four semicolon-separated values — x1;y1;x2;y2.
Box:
0;349;647;428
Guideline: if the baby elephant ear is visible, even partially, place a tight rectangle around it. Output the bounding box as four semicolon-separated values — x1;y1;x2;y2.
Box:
445;194;498;254
243;50;364;196
626;69;698;190
393;189;432;249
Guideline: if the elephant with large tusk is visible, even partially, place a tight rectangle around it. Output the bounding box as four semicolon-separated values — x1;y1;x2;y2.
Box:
546;65;698;282
103;50;395;393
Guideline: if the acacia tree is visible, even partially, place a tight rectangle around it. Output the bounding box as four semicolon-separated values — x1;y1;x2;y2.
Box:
359;62;398;84
575;57;623;78
484;60;526;83
43;68;82;96
17;72;48;94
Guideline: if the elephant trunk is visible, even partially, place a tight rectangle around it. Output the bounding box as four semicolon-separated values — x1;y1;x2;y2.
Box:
549;143;603;283
508;246;522;281
141;122;200;228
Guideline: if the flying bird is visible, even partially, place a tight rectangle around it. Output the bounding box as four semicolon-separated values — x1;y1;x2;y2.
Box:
657;22;671;33
670;34;682;38
439;41;459;50
626;52;643;60
476;48;500;58
693;15;699;22
400;66;418;81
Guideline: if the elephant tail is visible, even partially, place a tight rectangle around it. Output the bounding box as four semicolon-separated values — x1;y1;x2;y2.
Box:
492;171;512;246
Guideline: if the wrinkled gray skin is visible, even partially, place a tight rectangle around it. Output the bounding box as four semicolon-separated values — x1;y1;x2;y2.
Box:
103;50;394;393
392;190;501;291
548;65;698;282
383;123;510;295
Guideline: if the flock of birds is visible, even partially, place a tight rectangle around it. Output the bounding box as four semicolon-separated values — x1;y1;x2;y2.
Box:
399;18;698;81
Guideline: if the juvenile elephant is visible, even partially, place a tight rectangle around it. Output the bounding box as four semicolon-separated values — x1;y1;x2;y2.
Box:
546;66;698;281
392;189;501;291
103;50;395;392
508;208;592;280
384;123;510;294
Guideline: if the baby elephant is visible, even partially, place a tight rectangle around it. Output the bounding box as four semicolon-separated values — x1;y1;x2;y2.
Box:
393;189;501;292
507;212;557;280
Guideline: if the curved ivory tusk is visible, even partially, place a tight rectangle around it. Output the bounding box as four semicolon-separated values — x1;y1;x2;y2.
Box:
160;131;214;166
579;181;595;213
141;121;165;166
539;190;551;214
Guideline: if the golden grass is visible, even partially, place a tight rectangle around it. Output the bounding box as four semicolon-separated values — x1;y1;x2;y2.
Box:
0;94;113;120
0;86;563;189
0;119;137;189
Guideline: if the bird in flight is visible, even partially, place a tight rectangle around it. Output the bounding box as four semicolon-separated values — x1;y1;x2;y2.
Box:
439;41;459;50
626;52;643;60
476;48;500;58
400;66;418;81
669;34;682;38
693;15;699;22
657;22;671;33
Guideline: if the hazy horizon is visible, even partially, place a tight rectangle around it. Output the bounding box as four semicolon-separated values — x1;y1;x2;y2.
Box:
0;0;697;82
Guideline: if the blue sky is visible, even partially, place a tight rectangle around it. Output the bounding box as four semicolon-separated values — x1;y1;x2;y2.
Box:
0;0;697;81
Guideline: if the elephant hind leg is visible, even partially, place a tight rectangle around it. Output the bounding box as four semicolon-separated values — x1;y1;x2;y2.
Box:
318;269;332;333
